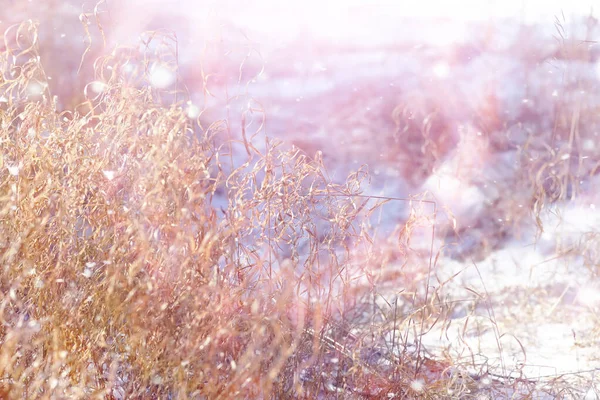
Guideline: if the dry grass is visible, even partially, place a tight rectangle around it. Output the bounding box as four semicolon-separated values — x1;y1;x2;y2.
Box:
0;20;454;399
2;7;600;400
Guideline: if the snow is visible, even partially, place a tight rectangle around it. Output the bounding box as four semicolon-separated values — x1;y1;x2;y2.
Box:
186;102;201;119
102;170;116;181
26;81;45;97
542;202;600;239
410;379;425;392
577;285;600;307
149;64;176;89
89;81;107;94
7;165;20;176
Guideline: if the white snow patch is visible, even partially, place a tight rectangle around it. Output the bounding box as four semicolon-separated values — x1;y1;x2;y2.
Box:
577;286;600;307
423;172;486;228
585;388;600;400
541;202;600;245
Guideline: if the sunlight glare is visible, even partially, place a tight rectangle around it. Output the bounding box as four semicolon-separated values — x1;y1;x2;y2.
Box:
432;61;450;79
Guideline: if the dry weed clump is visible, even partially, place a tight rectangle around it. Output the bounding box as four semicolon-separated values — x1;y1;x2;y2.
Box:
386;15;600;265
0;20;464;399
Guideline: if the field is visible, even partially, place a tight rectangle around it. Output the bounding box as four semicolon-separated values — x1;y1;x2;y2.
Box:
1;1;600;398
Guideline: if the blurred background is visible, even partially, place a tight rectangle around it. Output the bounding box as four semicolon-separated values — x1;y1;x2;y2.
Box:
4;0;600;278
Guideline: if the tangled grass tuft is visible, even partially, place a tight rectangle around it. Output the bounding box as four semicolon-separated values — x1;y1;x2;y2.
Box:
0;21;453;399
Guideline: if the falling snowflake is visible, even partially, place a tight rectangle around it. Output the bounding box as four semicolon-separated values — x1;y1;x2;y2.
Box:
102;170;116;180
410;379;424;392
49;378;59;389
82;262;96;278
90;81;107;94
149;64;175;89
186;103;201;119
26;81;46;96
7;165;20;176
